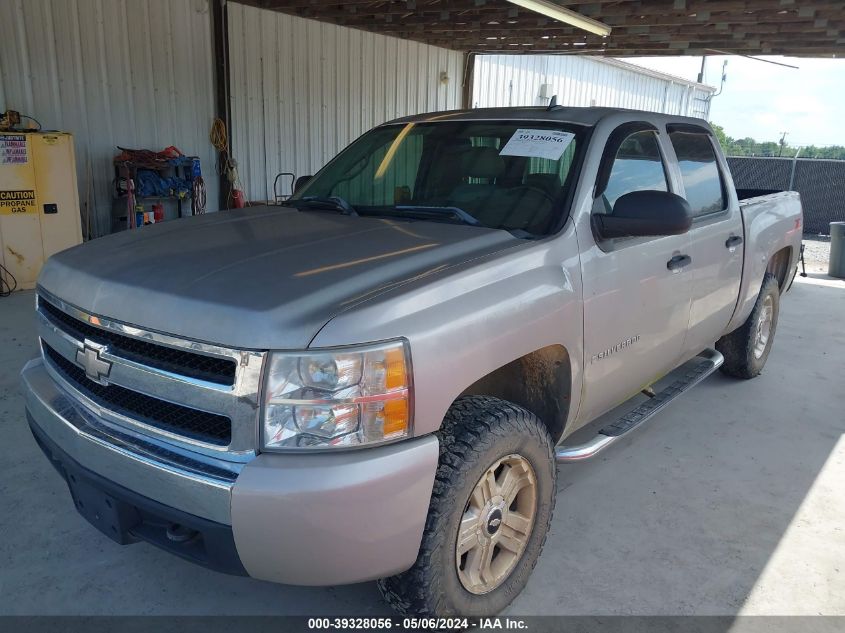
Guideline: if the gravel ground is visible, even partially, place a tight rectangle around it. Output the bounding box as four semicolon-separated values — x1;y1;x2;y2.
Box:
801;236;831;274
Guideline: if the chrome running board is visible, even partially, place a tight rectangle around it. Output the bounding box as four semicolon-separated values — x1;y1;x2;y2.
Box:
555;349;724;463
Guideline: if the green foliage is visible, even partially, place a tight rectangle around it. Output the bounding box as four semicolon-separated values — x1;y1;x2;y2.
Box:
710;122;845;160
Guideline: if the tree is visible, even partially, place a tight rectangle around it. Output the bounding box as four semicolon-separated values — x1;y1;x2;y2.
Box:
711;123;730;149
709;123;845;160
759;142;779;157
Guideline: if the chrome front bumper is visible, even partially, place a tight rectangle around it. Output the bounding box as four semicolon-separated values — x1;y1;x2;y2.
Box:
22;358;237;525
23;357;441;585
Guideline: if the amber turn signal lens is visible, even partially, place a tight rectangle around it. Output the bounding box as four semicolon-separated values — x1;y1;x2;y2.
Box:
382;398;409;438
384;347;407;391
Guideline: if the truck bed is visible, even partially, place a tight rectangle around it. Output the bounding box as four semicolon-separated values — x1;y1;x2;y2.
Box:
725;189;803;334
736;188;783;201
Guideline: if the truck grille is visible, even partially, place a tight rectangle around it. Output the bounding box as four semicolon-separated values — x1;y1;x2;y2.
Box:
40;299;236;386
42;342;232;446
36;291;265;455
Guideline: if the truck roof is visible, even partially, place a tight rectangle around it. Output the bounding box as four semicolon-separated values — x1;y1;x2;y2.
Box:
386;106;710;129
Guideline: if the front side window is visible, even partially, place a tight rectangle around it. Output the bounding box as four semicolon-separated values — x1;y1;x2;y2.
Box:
669;131;726;216
293;121;582;235
600;130;669;212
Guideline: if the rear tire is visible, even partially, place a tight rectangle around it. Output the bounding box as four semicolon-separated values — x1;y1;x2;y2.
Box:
377;396;556;616
716;273;780;379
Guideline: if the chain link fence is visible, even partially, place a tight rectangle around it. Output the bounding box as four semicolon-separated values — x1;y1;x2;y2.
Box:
727;156;845;235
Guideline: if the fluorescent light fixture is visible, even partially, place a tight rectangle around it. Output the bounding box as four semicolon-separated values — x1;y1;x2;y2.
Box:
505;0;612;37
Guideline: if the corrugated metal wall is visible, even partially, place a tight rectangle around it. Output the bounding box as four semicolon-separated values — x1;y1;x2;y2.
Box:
473;55;714;120
0;0;217;237
227;3;465;204
0;0;716;232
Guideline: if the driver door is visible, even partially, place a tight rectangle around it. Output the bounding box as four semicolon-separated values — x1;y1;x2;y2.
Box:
576;123;693;424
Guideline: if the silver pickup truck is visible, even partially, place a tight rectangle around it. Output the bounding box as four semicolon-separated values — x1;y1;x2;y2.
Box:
22;107;802;616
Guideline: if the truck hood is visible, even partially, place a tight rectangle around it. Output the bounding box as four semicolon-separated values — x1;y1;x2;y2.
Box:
38;206;519;349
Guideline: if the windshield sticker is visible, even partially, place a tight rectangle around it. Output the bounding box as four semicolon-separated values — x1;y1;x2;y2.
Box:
499;129;575;160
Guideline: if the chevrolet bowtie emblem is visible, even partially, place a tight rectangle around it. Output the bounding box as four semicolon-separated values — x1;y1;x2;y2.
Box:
76;342;112;385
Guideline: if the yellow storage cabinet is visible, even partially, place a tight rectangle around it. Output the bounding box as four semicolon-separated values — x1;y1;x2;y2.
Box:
0;132;83;290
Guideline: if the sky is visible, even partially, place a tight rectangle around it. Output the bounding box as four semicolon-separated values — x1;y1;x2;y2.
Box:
624;56;845;147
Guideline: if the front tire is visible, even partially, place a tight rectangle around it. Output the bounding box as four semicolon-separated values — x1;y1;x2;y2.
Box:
378;396;556;616
717;272;780;379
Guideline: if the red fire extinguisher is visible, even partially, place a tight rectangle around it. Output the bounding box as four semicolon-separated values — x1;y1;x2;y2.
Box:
232;189;245;209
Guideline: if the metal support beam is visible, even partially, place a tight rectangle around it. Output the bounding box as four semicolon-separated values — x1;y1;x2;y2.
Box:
211;0;233;209
462;52;476;109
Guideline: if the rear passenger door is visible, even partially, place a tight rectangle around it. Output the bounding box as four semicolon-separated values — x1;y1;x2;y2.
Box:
666;125;744;356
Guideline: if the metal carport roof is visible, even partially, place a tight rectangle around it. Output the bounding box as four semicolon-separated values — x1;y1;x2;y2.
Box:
237;0;845;56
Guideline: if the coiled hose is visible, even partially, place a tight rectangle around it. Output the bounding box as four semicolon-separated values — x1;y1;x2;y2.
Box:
0;263;17;297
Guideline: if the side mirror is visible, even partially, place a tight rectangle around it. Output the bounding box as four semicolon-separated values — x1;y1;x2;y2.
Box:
294;175;313;194
594;190;693;239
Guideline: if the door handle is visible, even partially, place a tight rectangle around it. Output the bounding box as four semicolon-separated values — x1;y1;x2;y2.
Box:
725;235;743;249
667;254;692;272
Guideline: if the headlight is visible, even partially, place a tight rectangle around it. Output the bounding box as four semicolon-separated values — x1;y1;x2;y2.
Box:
261;339;412;450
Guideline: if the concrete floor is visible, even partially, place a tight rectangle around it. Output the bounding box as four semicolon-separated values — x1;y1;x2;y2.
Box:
1;272;843;616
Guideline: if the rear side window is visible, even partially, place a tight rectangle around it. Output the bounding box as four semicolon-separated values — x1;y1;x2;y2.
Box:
669;132;726;216
602;130;668;211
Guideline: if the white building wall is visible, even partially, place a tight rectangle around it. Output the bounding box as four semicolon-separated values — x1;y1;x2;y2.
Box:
0;0;218;237
473;55;714;120
228;3;466;203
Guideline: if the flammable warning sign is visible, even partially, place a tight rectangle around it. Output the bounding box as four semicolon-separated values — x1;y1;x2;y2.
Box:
0;190;36;214
0;135;28;165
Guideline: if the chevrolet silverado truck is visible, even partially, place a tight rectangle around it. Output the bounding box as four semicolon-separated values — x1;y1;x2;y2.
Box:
22;106;802;616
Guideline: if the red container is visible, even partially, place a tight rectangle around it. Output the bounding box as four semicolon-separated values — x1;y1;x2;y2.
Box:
152;203;165;223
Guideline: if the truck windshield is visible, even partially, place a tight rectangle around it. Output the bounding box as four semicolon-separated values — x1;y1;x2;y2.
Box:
291;121;582;236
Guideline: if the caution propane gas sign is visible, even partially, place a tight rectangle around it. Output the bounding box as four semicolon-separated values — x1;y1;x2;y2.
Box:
0;189;37;214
